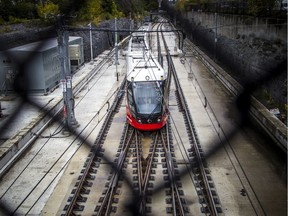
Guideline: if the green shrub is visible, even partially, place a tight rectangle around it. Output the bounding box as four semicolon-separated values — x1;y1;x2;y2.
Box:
8;16;27;24
0;16;5;25
37;1;60;19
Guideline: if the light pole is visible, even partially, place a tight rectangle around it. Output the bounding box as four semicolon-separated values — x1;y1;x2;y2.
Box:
88;22;94;63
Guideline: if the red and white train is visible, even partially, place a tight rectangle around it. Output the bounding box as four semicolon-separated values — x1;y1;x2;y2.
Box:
126;23;170;131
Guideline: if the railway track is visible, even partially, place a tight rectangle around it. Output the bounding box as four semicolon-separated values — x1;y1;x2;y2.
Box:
1;16;284;216
160;21;222;215
61;19;223;216
63;76;126;215
63;122;192;215
0;49;126;215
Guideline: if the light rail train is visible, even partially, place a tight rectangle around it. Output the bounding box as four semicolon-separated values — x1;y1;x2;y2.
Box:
126;23;169;131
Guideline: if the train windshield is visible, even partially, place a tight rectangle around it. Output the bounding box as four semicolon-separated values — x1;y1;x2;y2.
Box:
133;81;163;115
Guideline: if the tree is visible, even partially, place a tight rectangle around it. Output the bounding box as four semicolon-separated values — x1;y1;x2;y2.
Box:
0;0;162;23
116;0;133;15
102;0;124;19
37;1;60;19
0;0;15;21
247;0;277;16
175;0;186;11
78;0;102;24
15;2;37;19
39;0;87;15
101;0;114;14
110;1;125;18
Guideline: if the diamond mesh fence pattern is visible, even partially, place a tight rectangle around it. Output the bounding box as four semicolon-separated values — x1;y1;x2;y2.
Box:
0;8;286;216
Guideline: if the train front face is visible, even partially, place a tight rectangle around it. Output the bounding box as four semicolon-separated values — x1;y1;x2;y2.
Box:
126;80;168;131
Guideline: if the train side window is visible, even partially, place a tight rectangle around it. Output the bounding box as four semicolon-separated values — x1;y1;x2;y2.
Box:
128;89;136;115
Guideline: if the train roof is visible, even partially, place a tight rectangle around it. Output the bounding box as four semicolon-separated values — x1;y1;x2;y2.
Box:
131;22;151;38
126;50;166;82
126;22;165;82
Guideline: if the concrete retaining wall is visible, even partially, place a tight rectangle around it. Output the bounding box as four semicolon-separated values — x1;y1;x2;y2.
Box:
194;45;287;152
187;12;287;42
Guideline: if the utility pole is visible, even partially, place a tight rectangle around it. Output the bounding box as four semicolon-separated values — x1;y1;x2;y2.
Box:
214;12;218;61
129;12;132;35
57;15;78;131
114;18;119;65
114;18;119;81
158;0;162;11
137;12;139;28
188;57;193;79
88;22;94;63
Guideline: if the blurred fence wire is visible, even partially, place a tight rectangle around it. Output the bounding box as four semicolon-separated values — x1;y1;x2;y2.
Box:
0;7;287;216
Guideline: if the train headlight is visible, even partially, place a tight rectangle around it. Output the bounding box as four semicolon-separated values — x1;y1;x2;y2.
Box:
137;118;142;123
157;117;161;122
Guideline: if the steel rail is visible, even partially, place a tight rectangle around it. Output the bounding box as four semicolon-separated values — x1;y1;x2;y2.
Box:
159;19;219;215
160;124;186;216
137;131;160;215
96;125;135;216
165;34;220;215
63;78;126;215
169;53;219;215
154;20;187;215
135;130;146;215
142;132;158;192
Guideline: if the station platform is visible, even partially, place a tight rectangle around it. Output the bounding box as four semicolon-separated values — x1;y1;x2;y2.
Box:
0;50;126;176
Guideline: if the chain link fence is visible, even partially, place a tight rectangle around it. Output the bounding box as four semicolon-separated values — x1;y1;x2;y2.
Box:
0;5;286;215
